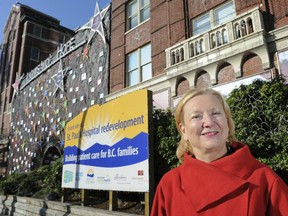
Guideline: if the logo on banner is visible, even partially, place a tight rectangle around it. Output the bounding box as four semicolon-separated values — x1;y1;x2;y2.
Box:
86;169;95;184
64;170;73;183
87;169;95;178
97;175;111;184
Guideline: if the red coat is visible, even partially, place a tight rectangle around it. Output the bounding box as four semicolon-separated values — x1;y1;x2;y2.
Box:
151;142;288;216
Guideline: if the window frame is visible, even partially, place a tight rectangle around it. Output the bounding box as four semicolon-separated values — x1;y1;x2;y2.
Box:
33;25;42;38
214;1;235;26
192;1;235;36
126;0;150;31
59;35;65;44
192;12;211;36
30;47;40;62
126;43;152;87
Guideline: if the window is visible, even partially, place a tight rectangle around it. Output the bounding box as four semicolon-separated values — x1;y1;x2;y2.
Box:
247;18;254;34
216;31;222;46
33;25;42;38
241;20;247;36
211;34;216;48
192;1;235;36
127;0;150;30
222;29;228;44
192;13;211;36
30;47;40;62
127;44;152;86
215;1;235;26
59;35;65;44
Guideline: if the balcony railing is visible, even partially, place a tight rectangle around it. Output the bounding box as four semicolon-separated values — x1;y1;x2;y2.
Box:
165;6;265;68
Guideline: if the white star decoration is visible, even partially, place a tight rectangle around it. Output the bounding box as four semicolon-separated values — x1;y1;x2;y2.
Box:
12;74;24;95
11;74;24;102
78;2;107;45
52;59;68;96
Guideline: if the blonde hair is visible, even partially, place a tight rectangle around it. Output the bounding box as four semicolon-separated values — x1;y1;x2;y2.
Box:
174;88;235;162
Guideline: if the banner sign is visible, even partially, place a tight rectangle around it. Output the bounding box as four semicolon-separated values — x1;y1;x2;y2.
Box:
62;89;151;192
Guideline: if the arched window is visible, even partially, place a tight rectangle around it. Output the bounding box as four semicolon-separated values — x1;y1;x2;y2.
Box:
235;23;241;39
200;39;205;53
222;29;228;44
171;51;175;65
42;145;61;166
247;18;254;34
211;34;216;49
180;48;184;61
217;31;222;46
241;20;247;36
189;43;194;57
176;50;180;63
195;41;200;55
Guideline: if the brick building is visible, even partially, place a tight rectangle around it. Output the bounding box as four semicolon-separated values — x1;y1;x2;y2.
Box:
7;3;111;174
0;3;74;176
2;0;288;174
108;0;288;108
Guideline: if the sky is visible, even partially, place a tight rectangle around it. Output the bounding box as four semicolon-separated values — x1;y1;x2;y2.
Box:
0;0;111;42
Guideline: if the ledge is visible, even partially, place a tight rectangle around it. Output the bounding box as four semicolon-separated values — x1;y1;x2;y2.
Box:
0;195;138;216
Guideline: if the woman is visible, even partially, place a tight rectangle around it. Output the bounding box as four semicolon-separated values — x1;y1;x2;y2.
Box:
151;88;288;216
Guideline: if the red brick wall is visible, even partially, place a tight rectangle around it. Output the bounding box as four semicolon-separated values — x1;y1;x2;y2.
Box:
125;22;151;53
242;54;263;77
109;0;288;93
150;0;186;77
110;63;125;91
269;0;288;28
110;2;126;93
235;0;288;29
188;0;288;31
195;71;211;88
110;0;187;93
177;78;190;96
217;63;235;84
188;0;227;18
234;0;260;14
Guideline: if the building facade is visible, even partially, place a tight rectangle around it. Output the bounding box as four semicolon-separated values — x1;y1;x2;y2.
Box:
2;0;288;174
108;0;288;108
0;3;74;176
6;3;111;173
0;3;74;141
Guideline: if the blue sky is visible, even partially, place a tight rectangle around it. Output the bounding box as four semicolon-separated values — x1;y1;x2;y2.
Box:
0;0;111;42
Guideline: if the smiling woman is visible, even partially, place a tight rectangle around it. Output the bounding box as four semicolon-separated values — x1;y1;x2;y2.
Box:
178;94;229;163
175;88;235;162
151;88;288;216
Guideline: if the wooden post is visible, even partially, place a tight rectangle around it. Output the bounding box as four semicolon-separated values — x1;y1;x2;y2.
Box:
147;90;154;216
81;189;89;206
144;192;150;216
109;191;117;211
61;188;68;203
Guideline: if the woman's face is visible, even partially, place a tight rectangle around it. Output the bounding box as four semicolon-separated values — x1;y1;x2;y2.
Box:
179;94;229;161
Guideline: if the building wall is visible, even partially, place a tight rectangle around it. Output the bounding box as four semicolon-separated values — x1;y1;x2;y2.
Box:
0;3;74;141
110;0;186;93
8;5;111;173
1;0;288;175
110;2;126;92
108;0;288;109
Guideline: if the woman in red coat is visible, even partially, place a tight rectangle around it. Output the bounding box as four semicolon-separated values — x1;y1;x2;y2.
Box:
151;88;288;216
